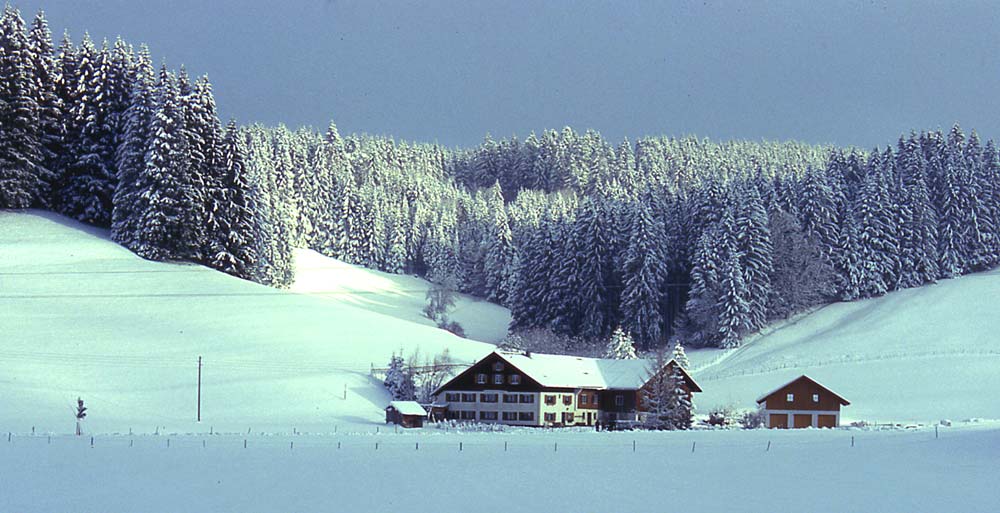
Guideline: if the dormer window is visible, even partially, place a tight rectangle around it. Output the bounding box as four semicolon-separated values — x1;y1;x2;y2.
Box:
493;362;504;372
786;393;794;402
476;373;487;384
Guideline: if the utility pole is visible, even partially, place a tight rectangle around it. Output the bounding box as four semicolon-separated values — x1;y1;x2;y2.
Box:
197;356;202;422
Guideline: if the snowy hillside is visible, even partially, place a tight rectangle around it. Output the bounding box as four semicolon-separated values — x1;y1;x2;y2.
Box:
290;249;512;343
690;269;1000;423
0;211;494;434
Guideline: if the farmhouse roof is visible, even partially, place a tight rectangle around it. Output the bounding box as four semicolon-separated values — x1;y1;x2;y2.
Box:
755;375;850;405
437;350;702;394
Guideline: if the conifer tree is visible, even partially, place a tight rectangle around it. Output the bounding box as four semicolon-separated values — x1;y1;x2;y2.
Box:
0;6;43;208
604;326;637;359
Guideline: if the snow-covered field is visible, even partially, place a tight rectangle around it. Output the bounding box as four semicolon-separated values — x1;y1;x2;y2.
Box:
689;269;1000;423
1;424;997;513
0;211;497;434
290;248;512;343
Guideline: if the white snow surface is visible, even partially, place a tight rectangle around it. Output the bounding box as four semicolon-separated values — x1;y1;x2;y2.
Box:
689;268;1000;423
0;211;495;434
290;248;512;343
1;425;997;513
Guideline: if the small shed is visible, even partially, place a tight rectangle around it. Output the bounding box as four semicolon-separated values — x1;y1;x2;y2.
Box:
756;375;850;429
385;401;427;428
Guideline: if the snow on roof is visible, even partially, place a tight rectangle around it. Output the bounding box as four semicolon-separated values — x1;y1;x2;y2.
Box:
496;351;657;390
755;375;850;405
388;401;427;416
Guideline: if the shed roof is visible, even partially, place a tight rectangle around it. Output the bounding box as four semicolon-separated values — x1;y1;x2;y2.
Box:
755;375;850;405
387;401;427;416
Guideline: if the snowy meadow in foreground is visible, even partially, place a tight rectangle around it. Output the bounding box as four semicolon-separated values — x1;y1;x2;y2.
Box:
1;424;996;513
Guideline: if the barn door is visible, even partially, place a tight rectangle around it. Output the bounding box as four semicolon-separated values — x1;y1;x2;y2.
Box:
769;413;788;428
793;414;812;428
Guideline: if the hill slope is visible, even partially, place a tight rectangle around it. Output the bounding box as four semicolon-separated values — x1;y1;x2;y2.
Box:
690;268;1000;423
289;249;512;343
0;211;495;434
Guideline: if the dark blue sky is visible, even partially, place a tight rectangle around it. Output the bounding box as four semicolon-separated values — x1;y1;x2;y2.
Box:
19;0;1000;148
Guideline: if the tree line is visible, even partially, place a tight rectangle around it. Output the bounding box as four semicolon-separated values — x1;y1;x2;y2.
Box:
3;5;999;352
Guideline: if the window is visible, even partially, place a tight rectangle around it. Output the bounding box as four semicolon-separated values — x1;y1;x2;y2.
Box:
519;394;535;404
580;394;588;405
502;411;518;421
445;393;459;402
493;361;504;372
462;393;477;402
544;395;556;405
509;374;521;385
459;411;476;420
615;394;624;406
518;412;535;421
544;413;556;422
480;393;498;403
812;394;820;403
480;411;498;421
493;374;504;385
562;412;574;424
445;411;458;420
503;394;518;403
476;373;487;384
562;395;573;406
786;393;794;402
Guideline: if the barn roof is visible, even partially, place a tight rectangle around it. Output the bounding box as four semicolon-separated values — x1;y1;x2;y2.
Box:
387;401;427;416
755;375;850;405
436;350;701;394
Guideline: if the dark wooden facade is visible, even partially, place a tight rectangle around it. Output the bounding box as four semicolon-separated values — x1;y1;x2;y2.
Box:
757;375;850;429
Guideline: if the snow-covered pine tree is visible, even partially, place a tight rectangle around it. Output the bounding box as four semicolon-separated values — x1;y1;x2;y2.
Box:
483;181;514;304
56;35;118;225
111;45;154;249
604;326;637;359
855;150;900;297
25;10;60;205
620;201;666;349
734;184;773;331
572;195;612;339
209;120;257;279
895;133;939;287
666;362;693;430
383;353;414;401
133;67;202;260
671;341;689;370
0;6;43;209
716;251;750;348
962;130;996;271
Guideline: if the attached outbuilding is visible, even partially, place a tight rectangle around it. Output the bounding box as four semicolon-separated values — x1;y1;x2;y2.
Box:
385;401;427;428
756;375;850;429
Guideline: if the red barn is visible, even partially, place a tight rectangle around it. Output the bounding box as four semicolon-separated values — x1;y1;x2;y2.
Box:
757;375;850;428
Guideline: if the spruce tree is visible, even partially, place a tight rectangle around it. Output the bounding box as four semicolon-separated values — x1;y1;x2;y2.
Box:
0;6;43;208
604;326;637;359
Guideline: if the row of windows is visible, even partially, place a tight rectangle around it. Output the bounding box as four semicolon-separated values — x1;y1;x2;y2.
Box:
543;394;574;406
444;393;534;403
542;412;576;423
475;373;521;385
447;411;535;422
786;393;821;403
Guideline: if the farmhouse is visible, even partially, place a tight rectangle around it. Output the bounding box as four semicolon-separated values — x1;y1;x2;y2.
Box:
385;401;428;428
433;350;701;427
757;375;850;428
